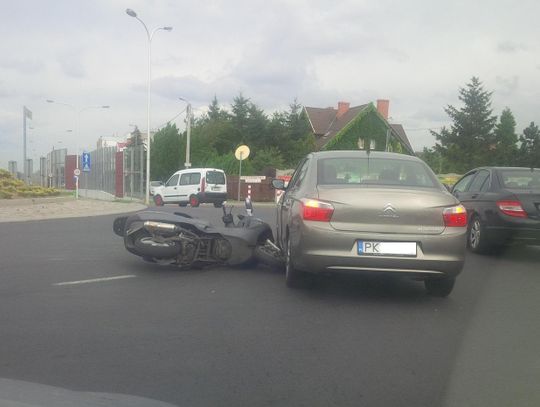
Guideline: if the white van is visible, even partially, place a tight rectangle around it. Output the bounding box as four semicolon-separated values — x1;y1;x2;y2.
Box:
153;168;227;207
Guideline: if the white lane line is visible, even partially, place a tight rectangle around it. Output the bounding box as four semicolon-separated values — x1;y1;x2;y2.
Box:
53;274;137;286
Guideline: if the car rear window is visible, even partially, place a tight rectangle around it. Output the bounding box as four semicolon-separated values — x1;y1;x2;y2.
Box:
317;157;437;188
499;169;540;189
206;171;226;184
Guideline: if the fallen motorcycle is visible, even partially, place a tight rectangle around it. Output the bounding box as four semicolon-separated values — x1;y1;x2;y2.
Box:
113;198;283;269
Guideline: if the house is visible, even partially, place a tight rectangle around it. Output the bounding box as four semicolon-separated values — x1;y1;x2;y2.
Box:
303;100;414;155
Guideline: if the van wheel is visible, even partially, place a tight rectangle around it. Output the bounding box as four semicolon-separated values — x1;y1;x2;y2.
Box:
189;195;200;207
213;201;223;208
154;195;164;206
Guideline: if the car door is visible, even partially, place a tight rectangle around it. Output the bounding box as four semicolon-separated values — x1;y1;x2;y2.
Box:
162;173;180;203
452;171;476;202
278;158;311;248
460;169;491;220
177;172;200;203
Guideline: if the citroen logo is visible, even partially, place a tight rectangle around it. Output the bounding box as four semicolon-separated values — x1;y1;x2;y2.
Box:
379;203;399;218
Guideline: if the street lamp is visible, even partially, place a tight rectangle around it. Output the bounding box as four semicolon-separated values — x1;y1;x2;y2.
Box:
46;99;110;199
178;97;192;168
126;8;173;205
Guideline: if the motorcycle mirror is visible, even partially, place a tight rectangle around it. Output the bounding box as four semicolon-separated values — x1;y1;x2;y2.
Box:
245;197;253;215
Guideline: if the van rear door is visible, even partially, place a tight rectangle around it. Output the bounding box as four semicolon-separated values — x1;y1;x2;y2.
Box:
205;170;227;194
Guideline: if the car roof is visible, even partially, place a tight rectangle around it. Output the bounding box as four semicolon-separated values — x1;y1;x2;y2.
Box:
309;150;420;162
467;166;540;172
173;168;225;173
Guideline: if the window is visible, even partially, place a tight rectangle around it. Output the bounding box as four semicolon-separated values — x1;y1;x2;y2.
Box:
500;169;540;189
452;173;476;193
180;173;201;185
179;174;190;185
317;157;437;187
189;173;201;185
468;170;490;193
206;171;225;184
166;174;180;186
288;159;310;189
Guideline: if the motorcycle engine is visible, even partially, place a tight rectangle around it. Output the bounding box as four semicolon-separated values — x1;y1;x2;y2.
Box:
212;238;232;261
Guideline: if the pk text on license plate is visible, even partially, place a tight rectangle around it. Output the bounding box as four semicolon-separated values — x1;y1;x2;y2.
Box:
357;241;417;257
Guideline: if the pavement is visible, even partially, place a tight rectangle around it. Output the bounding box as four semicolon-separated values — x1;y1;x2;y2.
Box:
0;196;146;223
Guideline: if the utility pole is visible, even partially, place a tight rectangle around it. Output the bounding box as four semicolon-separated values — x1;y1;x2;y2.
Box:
184;102;192;168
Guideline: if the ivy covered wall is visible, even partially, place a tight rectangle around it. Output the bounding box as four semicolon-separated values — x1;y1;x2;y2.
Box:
322;104;410;154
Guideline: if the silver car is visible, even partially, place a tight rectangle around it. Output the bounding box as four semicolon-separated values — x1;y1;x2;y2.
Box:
272;151;467;296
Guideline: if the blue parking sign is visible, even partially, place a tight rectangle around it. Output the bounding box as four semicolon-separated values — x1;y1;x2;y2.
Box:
82;152;91;172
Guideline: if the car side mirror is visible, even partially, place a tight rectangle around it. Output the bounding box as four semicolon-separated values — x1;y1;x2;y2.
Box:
272;179;286;190
443;183;452;192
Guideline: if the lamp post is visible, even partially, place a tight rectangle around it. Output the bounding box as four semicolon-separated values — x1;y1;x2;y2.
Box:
46;100;110;199
126;8;172;205
178;97;192;168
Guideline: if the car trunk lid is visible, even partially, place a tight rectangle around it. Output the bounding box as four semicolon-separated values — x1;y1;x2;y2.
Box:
317;185;454;235
505;189;540;220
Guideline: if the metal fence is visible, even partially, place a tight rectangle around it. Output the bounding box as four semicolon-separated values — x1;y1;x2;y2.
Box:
78;146;117;196
123;144;145;200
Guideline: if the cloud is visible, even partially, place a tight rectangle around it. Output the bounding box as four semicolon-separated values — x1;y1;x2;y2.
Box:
497;41;526;53
0;57;45;74
495;75;519;96
56;49;86;78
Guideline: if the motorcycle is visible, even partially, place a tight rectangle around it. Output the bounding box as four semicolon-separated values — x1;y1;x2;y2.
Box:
113;198;283;269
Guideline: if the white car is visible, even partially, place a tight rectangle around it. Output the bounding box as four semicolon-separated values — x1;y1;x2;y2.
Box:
153;168;227;207
149;181;163;196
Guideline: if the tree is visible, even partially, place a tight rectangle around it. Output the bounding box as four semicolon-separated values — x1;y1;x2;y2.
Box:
493;108;518;166
128;126;144;146
251;147;285;174
150;123;183;181
433;77;497;173
206;95;229;122
418;147;447;174
230;93;251;146
519;122;540;168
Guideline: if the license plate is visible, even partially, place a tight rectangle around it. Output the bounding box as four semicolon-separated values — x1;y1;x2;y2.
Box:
211;186;219;191
357;241;417;257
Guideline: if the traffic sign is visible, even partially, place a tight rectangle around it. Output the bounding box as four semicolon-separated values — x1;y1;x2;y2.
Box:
82;152;91;172
73;168;81;176
235;145;250;161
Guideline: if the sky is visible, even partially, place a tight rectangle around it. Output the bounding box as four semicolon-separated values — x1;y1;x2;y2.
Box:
1;0;539;170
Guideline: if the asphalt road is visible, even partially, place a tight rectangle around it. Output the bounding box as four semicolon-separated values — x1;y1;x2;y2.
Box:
1;204;539;406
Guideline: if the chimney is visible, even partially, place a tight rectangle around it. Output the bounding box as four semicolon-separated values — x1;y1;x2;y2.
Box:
336;101;350;119
376;99;389;120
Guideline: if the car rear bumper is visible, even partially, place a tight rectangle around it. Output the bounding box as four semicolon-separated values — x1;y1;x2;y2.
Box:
292;222;466;278
198;192;227;203
485;226;540;244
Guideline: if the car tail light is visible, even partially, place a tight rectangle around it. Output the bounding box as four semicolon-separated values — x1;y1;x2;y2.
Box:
443;204;467;227
497;200;527;218
201;177;205;193
301;198;334;222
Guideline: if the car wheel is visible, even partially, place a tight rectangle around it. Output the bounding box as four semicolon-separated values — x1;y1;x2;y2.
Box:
213;201;223;208
424;277;455;297
189;195;200;207
468;215;490;254
285;237;312;288
178;202;188;207
154;195;164;206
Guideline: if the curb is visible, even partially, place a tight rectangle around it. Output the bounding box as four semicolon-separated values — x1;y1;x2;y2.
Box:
0;196;75;208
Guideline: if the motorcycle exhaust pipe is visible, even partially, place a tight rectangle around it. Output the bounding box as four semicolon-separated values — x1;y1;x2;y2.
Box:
143;221;178;234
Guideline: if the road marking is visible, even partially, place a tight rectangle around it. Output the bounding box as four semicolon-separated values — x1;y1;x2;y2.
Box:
53;274;136;286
